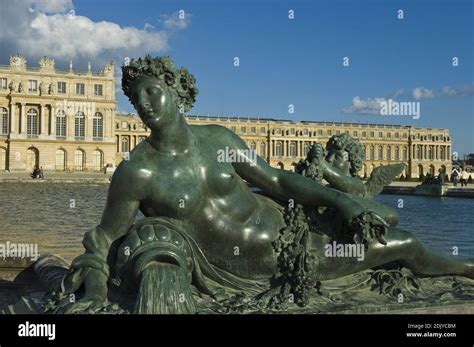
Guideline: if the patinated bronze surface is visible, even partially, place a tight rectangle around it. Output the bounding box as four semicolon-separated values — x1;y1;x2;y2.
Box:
45;56;474;314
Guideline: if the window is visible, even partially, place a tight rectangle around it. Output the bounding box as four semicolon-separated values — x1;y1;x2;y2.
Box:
0;107;8;135
303;142;310;156
74;150;84;171
58;82;66;94
0;78;7;89
289;142;296;157
403;146;408;160
336;130;340;135
260;142;266;157
56;110;66;137
395;132;399;138
378;132;383;138
121;137;129;153
240;126;246;133
28;80;38;92
94;84;103;96
76;83;85;95
231;126;236;133
92;150;103;171
378;145;383;160
290;128;295;135
387;132;391;138
55;149;66;171
317;129;323;136
93;112;103;140
275;141;283;156
395;146;400;160
345;130;349;135
327;130;332;136
27;108;38;138
362;131;367;138
370;146;375;160
251;126;256;134
74;112;85;139
260;127;266;134
121;121;128;129
370;131;374;138
353;130;358;137
386;146;391;160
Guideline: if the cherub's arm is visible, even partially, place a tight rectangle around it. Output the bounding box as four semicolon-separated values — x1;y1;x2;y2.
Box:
321;160;367;196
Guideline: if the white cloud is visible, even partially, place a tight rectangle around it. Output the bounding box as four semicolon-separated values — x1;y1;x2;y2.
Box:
412;84;473;99
0;0;189;66
342;96;388;115
162;11;191;31
412;87;434;100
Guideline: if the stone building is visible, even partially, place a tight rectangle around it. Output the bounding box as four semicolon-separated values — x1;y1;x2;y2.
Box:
0;54;116;172
115;114;452;179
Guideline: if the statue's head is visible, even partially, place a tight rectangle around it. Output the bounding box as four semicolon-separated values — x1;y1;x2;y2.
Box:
325;134;364;177
122;55;198;128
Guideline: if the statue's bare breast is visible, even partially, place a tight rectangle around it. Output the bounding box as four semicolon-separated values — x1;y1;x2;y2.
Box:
135;135;285;278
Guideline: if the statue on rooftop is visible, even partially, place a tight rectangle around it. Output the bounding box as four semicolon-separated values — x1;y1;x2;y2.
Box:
50;56;474;314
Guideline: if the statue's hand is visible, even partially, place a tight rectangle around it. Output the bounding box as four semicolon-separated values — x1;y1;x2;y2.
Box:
54;267;108;314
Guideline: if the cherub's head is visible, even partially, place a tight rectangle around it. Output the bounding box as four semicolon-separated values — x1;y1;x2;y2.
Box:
325;134;364;177
122;55;198;129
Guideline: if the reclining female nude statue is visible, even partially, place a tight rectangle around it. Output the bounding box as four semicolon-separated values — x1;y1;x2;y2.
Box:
53;56;474;314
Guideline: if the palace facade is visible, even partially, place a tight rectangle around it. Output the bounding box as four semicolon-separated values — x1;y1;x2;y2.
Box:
0;54;452;178
0;54;116;172
115;114;452;178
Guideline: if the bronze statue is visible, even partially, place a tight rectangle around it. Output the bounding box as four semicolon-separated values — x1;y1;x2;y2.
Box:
53;56;474;314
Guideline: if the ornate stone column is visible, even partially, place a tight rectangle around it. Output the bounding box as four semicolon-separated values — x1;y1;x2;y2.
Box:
20;103;25;134
40;104;46;136
9;102;16;134
50;105;56;136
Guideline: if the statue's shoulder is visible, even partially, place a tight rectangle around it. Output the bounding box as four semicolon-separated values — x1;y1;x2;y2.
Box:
190;123;236;144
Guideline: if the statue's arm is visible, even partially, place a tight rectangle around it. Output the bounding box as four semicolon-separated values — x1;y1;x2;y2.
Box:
81;163;141;266
321;162;367;196
225;129;357;217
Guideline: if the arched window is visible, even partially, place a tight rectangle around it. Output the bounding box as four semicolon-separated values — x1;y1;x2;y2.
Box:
260;142;266;157
74;149;84;171
56;110;66;137
121;137;129;153
92;150;103;171
378;145;383;160
417;146;421;159
303;142;310;157
395;146;400;160
428;146;432;160
55;149;66;171
93;112;103;140
370;146;375;160
403;146;408;160
275;142;283;156
289;142;296;157
27;108;38;138
250;141;256;150
0;107;8;135
74;112;85;139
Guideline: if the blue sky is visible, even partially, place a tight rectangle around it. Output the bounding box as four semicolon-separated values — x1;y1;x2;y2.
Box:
1;0;473;155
